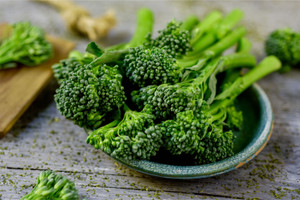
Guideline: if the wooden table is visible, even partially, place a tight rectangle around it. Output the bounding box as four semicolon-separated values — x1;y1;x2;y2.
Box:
1;1;300;199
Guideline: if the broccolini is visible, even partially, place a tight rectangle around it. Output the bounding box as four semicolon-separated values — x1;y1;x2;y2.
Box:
21;171;79;200
0;21;53;69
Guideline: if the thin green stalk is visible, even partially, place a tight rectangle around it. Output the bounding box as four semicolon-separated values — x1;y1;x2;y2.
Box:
180;15;199;32
215;56;282;101
191;11;222;45
125;8;154;48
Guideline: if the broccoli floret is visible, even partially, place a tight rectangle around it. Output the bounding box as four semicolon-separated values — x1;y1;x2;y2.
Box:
86;105;162;160
124;46;181;87
21;171;79;200
52;51;95;84
54;62;126;129
145;19;191;57
265;28;300;71
132;53;256;119
158;110;203;155
0;21;53;69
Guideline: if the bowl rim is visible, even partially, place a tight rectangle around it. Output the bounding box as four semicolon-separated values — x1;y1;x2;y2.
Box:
89;83;273;179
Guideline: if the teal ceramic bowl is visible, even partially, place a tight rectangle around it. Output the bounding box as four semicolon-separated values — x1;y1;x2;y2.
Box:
89;83;273;179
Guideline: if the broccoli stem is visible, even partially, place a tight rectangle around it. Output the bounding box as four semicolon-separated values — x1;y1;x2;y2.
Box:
220;37;252;91
236;37;252;53
178;27;247;70
190;11;223;45
180;15;199;32
125;8;154;48
213;56;282;105
191;9;244;52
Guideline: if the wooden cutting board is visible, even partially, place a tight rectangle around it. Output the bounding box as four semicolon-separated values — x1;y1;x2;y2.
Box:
0;24;75;137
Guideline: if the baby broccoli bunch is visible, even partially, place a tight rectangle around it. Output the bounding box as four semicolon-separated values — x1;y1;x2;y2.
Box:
21;171;79;200
0;21;53;69
53;8;282;165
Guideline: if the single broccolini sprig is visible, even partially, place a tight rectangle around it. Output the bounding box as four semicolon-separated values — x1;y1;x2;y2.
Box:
132;53;256;119
54;61;126;129
0;21;53;69
21;171;79;200
86;105;162;161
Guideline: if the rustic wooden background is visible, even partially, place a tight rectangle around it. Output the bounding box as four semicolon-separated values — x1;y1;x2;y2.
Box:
1;0;300;199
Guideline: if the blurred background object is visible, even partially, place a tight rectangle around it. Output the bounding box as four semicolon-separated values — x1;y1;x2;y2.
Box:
35;0;117;41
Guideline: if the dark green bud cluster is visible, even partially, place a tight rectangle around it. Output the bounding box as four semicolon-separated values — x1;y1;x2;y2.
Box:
52;52;95;84
21;171;79;200
124;46;181;87
265;28;300;67
145;19;191;57
86;106;162;160
195;127;234;164
54;64;126;129
132;82;203;120
159;110;203;155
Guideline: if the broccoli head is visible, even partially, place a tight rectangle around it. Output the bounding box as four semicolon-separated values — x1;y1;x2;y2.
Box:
52;51;95;84
54;63;126;129
0;21;53;69
124;46;182;87
21;171;79;200
145;19;191;57
86;105;162;160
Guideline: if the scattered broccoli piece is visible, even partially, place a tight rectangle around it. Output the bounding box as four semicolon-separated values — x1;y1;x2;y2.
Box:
86;105;162;160
52;51;95;84
21;171;79;200
265;28;300;71
0;21;53;69
54;62;126;129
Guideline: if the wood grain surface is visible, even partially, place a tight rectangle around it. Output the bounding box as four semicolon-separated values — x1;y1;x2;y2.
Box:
1;1;300;200
0;26;75;137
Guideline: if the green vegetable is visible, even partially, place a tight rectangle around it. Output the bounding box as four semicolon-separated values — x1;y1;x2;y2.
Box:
53;8;282;164
21;171;79;200
145;19;192;57
54;61;126;129
86;105;162;160
147;56;281;164
0;21;53;69
124;26;247;88
265;28;300;71
52;51;95;84
132;53;256;119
